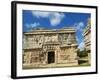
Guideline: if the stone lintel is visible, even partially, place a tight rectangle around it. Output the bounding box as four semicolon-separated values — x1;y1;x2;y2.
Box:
24;29;76;35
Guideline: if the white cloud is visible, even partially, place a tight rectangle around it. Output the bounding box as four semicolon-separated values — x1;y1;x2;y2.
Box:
50;13;64;26
78;41;85;50
32;11;50;18
31;22;40;28
74;22;84;31
32;11;65;26
25;22;40;28
76;36;79;42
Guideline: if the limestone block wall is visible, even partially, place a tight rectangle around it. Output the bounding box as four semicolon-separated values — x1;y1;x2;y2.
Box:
57;47;77;65
23;51;31;64
23;29;78;67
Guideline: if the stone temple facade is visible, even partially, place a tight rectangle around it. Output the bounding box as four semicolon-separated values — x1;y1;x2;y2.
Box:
22;28;78;68
83;19;91;64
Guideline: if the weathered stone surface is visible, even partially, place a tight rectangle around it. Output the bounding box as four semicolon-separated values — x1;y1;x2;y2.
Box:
83;19;91;65
22;28;78;69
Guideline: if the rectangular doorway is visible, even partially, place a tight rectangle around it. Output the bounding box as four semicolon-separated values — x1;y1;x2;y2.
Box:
48;51;55;64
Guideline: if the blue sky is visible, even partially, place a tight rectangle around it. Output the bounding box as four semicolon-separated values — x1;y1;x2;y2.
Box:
23;10;90;50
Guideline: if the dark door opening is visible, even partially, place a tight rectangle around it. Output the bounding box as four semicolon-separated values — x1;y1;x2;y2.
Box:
48;51;55;64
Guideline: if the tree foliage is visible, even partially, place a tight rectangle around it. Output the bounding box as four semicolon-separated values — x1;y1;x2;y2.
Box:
77;48;88;58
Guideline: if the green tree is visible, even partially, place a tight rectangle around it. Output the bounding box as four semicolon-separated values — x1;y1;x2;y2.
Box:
77;48;88;58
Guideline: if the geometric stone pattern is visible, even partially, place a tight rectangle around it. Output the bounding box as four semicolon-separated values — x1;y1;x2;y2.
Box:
22;28;78;68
